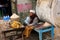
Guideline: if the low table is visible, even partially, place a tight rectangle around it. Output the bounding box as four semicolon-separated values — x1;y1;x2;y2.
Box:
2;28;25;40
34;25;54;40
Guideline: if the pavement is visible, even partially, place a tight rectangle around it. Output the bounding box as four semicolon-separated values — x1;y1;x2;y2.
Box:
16;30;52;40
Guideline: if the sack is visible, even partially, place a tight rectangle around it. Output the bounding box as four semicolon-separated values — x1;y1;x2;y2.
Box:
36;0;56;25
10;13;20;21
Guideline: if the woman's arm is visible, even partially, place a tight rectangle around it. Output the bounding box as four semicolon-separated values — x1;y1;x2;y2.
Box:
24;17;30;25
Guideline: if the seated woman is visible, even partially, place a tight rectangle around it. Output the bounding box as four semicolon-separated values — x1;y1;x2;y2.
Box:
23;10;40;38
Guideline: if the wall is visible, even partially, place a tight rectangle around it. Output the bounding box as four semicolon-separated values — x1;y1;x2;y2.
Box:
17;0;32;23
17;0;32;13
53;0;60;27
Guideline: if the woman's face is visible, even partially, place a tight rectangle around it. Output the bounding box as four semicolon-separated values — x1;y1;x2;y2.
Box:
30;12;34;16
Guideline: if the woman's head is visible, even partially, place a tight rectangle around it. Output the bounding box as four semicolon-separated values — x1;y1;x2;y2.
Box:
29;10;38;21
29;10;39;23
29;10;35;16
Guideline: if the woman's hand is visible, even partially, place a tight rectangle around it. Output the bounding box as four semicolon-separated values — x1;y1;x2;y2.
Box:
28;24;33;26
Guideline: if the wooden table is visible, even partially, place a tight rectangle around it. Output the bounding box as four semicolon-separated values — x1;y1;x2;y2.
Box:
2;28;25;40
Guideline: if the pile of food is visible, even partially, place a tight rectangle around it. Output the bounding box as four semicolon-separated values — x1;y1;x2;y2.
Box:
10;13;23;28
10;21;22;28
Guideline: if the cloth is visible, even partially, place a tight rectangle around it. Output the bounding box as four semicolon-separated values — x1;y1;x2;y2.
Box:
30;10;35;13
24;16;38;38
24;16;38;25
23;25;34;38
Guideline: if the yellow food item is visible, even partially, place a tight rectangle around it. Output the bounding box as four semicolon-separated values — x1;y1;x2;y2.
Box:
11;21;22;28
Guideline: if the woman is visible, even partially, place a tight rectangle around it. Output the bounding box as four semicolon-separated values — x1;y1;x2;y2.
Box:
23;10;39;38
24;10;39;26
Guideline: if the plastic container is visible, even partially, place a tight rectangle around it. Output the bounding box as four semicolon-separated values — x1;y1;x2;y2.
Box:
3;16;10;21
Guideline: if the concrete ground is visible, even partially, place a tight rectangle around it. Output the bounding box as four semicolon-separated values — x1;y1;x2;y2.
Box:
15;30;52;40
0;30;60;40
